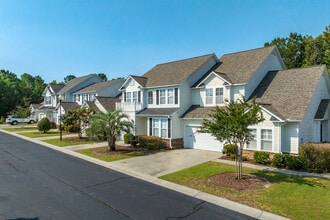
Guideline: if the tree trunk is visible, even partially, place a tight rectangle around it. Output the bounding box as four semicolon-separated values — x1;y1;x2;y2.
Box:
107;134;117;151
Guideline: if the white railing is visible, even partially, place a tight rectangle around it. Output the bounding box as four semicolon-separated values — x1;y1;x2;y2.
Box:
116;102;143;112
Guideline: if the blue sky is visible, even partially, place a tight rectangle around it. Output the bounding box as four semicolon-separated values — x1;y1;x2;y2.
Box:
0;0;329;83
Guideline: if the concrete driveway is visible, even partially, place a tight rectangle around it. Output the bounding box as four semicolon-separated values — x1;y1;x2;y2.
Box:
110;149;221;177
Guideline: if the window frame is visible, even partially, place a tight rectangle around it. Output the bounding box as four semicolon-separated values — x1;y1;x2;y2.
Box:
245;127;273;152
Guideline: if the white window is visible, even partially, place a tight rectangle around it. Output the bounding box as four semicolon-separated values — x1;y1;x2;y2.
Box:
152;118;168;138
167;89;174;104
206;88;213;105
89;93;95;101
83;94;87;101
247;129;257;150
75;95;80;102
206;87;224;105
261;129;272;151
126;92;132;103
148;91;153;104
132;91;138;103
159;89;166;104
216;88;224;104
45;96;51;105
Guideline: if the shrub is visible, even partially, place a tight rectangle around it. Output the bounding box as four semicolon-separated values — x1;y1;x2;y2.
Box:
253;151;270;165
139;136;162;150
222;144;238;156
124;133;134;144
64;124;80;133
37;117;51;133
50;121;57;129
230;154;236;160
272;153;306;170
299;143;330;173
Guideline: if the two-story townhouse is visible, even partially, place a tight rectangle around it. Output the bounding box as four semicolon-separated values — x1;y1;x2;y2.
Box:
182;46;285;152
72;78;124;105
30;83;65;121
57;74;102;102
182;46;330;154
118;54;219;148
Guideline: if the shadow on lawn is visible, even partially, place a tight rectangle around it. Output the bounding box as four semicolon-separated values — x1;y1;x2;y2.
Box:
251;170;326;188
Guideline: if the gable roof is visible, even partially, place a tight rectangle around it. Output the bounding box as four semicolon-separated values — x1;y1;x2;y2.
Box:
61;102;80;111
250;65;327;120
141;54;217;87
58;74;101;94
73;78;124;94
95;96;120;111
214;46;280;84
181;105;217;119
49;84;65;93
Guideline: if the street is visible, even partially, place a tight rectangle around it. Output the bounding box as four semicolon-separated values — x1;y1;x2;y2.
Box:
0;131;255;219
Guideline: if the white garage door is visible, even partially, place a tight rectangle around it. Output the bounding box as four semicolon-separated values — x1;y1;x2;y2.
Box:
185;126;223;152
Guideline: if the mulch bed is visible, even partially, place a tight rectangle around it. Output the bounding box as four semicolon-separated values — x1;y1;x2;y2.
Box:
208;172;271;190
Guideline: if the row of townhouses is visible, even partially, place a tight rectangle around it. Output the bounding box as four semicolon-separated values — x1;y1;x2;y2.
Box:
30;46;330;154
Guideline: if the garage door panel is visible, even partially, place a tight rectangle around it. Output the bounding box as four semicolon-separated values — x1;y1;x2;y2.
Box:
185;126;223;152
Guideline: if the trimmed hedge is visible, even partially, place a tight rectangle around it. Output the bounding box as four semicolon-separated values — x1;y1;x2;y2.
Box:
124;133;134;144
222;144;238;156
299;143;330;173
253;151;270;165
139;136;162;150
272;154;306;170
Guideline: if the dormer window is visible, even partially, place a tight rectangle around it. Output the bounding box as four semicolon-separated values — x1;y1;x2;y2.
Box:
205;87;224;105
45;96;51;105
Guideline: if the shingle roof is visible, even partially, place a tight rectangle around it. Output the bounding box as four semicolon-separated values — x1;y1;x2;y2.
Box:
30;103;42;109
137;108;179;116
181;105;217;119
85;101;100;112
131;76;148;87
141;54;216;87
61;102;80;111
74;78;124;94
314;99;330;119
49;84;65;93
250;65;327;120
214;46;277;84
95;96;120;111
58;74;100;94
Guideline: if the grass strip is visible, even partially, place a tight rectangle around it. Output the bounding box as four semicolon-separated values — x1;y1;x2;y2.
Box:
42;137;94;147
17;131;60;138
160;161;330;220
76;147;144;162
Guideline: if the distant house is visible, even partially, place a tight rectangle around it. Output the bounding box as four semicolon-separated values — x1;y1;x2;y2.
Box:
30;83;65;121
73;78;124;105
81;96;121;113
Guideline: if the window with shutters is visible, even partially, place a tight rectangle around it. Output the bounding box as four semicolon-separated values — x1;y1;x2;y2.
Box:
148;91;153;104
156;88;178;105
151;118;170;138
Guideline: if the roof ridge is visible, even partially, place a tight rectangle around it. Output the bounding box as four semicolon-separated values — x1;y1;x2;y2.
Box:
222;45;275;57
155;53;215;67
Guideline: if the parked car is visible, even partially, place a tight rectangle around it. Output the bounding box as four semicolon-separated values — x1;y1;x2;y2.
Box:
5;116;36;125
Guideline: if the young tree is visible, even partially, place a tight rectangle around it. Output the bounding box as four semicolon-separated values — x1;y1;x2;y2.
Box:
88;110;133;151
199;98;264;179
38;117;51;133
61;108;93;138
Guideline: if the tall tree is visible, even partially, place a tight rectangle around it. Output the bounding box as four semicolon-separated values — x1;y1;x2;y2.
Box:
64;75;76;83
88;110;133;151
199;98;264;179
98;73;108;81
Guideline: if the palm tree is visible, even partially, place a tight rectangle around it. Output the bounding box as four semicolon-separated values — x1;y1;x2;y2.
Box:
88;110;133;151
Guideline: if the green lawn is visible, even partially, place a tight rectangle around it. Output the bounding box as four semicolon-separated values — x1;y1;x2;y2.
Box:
42;137;95;147
1;126;38;132
76;147;144;162
160;161;330;220
17;131;60;138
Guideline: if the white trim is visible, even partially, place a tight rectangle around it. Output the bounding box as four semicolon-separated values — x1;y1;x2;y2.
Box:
196;71;232;88
260;106;284;122
246;126;274;152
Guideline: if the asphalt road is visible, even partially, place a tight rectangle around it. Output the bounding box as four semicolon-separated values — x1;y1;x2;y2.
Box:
0;131;255;220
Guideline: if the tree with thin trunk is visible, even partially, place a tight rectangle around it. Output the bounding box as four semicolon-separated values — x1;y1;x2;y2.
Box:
88;110;133;151
199;98;264;179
